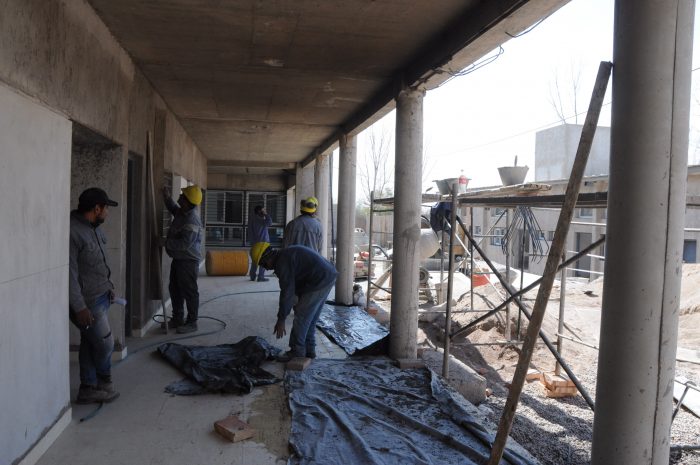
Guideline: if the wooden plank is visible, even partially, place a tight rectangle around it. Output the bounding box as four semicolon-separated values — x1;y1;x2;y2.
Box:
677;347;700;365
673;377;700;418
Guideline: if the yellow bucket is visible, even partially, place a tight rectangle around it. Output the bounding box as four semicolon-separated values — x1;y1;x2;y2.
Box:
205;250;249;276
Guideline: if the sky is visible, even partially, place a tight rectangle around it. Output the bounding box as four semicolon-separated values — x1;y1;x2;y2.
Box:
336;0;700;203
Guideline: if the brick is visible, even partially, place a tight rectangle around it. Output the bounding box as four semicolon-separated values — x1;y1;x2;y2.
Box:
526;369;542;382
214;416;256;443
542;372;575;390
396;358;425;369
286;357;312;371
543;385;578;398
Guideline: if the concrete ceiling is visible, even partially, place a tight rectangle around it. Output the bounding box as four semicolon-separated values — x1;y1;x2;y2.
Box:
87;0;569;174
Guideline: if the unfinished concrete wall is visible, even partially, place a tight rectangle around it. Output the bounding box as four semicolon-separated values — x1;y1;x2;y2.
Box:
0;1;209;461
208;173;287;191
0;83;72;465
164;112;207;187
0;0;133;144
534;124;611;181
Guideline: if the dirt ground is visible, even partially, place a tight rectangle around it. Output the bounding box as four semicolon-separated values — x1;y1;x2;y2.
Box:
418;264;700;465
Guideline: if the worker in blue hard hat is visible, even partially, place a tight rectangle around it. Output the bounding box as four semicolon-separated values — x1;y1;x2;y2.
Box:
162;185;204;334
251;242;337;361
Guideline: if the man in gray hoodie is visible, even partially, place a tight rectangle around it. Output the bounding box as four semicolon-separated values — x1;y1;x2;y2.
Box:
69;187;120;404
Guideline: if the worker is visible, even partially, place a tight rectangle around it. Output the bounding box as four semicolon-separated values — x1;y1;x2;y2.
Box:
250;242;337;361
283;196;323;253
69;187;121;404
162;185;203;334
247;205;272;282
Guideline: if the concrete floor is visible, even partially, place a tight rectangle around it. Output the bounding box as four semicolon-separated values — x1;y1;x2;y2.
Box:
37;274;345;465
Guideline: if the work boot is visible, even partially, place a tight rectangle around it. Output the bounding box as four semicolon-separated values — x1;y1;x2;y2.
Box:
161;316;185;330
176;320;198;334
276;350;302;362
76;384;120;404
257;277;269;282
96;374;115;394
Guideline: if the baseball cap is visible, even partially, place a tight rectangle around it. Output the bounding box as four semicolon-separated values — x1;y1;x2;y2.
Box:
78;187;119;208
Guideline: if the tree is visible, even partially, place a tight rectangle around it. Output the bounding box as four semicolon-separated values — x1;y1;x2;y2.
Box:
358;126;393;207
548;63;582;124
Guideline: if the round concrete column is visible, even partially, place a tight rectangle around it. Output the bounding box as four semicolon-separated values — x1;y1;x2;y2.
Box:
314;152;330;258
314;153;331;258
336;135;357;304
390;88;424;360
591;2;693;464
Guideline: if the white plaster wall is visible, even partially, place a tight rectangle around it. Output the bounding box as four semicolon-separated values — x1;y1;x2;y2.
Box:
0;84;72;465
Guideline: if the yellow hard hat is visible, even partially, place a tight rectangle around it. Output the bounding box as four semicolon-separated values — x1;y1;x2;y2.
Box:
181;185;203;206
250;242;271;265
300;196;318;213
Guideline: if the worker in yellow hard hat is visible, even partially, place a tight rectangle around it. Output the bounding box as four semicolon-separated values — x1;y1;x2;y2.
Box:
161;184;204;334
282;195;323;252
251;242;337;361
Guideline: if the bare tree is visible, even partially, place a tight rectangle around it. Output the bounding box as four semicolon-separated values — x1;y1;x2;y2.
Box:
548;64;582;124
422;137;437;192
358;126;393;206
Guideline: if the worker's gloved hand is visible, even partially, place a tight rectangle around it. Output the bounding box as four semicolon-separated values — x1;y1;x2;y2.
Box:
75;308;94;329
273;321;286;339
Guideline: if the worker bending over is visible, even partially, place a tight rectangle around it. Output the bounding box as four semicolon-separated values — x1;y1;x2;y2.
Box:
251;243;337;361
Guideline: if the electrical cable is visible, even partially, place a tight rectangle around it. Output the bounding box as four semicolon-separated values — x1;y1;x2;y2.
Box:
78;288;279;422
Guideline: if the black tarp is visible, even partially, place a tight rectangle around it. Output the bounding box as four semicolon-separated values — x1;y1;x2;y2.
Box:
157;336;282;395
316;304;389;355
285;359;538;465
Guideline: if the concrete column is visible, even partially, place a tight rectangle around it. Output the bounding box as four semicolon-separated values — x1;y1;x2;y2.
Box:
390;88;424;359
294;162;304;209
336;134;357;304
315;152;331;258
591;2;694;464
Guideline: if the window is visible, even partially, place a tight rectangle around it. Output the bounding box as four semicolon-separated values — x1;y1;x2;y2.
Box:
205;190;286;247
548;230;555;241
491;227;505;246
491;207;506;217
578;208;593;218
474;225;482;235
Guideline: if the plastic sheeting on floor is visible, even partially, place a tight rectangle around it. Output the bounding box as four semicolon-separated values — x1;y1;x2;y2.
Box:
157;336;282;395
285;359;538;465
316;304;389;355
